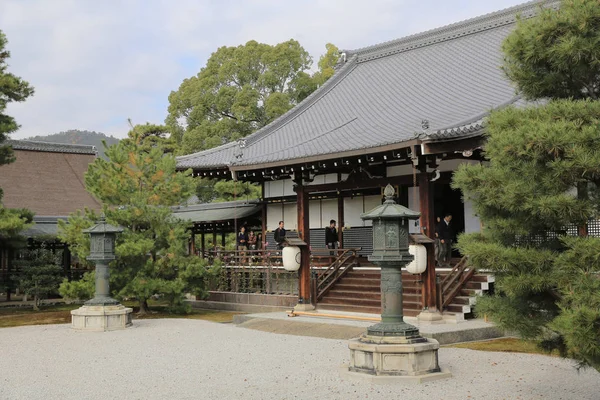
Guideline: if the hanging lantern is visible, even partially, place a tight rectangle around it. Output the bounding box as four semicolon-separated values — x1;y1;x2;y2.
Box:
406;244;427;274
282;246;301;271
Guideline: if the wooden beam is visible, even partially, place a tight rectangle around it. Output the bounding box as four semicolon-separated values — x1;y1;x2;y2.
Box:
304;175;414;194
296;184;311;304
421;136;485;155
418;156;438;312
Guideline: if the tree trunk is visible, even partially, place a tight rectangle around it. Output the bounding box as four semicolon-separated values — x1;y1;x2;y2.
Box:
33;295;40;311
137;298;150;315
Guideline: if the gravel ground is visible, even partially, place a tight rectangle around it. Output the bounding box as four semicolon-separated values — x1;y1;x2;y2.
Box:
0;319;598;400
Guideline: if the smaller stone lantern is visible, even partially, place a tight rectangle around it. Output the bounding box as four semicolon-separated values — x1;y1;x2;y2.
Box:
71;217;132;331
344;185;451;382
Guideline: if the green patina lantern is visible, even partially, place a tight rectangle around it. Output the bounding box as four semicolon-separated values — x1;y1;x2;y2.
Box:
362;185;420;263
82;217;123;306
360;184;422;338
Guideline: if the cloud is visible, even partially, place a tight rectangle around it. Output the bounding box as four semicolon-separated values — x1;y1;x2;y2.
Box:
0;0;525;139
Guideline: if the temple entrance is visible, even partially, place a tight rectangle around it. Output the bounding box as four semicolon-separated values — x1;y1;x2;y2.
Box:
434;183;464;257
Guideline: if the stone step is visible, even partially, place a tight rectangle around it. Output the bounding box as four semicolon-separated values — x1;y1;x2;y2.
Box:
445;304;472;314
318;303;420;317
334;283;380;292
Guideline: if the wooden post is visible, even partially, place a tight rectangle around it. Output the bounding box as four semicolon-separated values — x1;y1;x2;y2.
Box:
191;232;196;256
201;231;206;258
212;231;217;255
296;183;312;308
221;231;226;247
418;156;438;313
337;192;344;249
63;245;71;281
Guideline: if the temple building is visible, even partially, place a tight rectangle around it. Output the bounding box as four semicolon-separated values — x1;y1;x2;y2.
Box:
0;140;101;299
176;1;555;318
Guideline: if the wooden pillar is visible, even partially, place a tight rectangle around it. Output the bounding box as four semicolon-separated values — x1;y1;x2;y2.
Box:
212;231;217;251
296;183;312;307
261;182;267;241
191;232;196;256
221;231;226;247
63;245;71;281
337;192;344;248
418;157;438;312
201;232;206;258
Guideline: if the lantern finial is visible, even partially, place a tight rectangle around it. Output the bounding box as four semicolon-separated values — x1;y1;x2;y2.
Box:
383;184;395;203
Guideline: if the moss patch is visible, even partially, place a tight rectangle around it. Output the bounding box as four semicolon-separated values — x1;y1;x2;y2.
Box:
0;303;242;328
447;338;560;357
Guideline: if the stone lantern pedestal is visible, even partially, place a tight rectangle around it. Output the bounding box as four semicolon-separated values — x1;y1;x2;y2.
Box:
343;185;451;382
71;218;132;331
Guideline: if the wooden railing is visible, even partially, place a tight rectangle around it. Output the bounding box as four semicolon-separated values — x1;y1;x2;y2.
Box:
313;248;360;301
438;256;476;309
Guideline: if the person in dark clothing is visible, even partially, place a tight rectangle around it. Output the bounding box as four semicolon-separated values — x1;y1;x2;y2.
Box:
325;219;339;250
237;226;248;264
274;221;286;250
437;214;454;267
434;216;443;267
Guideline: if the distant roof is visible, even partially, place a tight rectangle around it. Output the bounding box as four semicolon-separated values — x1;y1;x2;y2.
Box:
6;140;97;155
21;216;68;238
177;0;558;171
172;200;261;223
0;141;102;215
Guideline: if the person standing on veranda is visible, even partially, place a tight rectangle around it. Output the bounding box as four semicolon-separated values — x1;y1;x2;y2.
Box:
437;213;454;267
274;221;286;251
325;219;339;254
237;226;248;264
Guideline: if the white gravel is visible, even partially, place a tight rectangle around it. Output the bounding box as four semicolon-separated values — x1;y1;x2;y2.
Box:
0;319;598;400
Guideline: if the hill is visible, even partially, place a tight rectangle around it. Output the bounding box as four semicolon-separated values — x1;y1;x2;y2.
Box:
26;130;120;159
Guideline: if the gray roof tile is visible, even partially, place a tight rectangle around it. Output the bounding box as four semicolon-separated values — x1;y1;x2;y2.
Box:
6;140;97;155
176;0;559;171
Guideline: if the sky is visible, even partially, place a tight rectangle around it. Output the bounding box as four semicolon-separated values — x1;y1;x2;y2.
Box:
1;0;527;140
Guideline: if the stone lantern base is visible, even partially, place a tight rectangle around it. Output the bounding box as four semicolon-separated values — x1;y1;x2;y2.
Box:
344;335;452;383
71;304;133;332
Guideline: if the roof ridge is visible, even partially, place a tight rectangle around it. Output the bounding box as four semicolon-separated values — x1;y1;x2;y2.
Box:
6;139;98;155
346;0;559;63
176;141;237;161
239;55;359;149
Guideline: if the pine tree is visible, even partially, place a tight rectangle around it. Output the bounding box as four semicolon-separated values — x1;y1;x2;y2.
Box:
13;247;63;311
454;0;600;371
0;30;34;245
59;131;216;314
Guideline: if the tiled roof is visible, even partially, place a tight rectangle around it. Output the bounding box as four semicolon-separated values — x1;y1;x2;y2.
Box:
6;140;98;155
172;200;261;223
176;0;559;171
0;144;102;215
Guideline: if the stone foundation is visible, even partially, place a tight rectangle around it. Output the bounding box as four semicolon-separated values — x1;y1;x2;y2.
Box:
348;336;451;380
71;304;133;332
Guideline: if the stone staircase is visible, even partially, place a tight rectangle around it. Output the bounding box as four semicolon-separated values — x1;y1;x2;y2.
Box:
317;266;494;321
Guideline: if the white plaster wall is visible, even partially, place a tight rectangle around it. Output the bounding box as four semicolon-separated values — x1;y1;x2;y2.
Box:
266;203;283;230
387;164;413;177
283;202;298;230
437;158;480;172
408;186;421;233
464;198;481;234
321;199;338;227
283;178;295;196
344;197;364;228
363;195;382;227
309;200;321;229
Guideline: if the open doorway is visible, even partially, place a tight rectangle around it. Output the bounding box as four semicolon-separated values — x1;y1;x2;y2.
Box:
434;183;464;257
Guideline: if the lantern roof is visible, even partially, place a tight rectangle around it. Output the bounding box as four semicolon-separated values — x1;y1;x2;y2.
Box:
82;217;124;234
361;184;421;221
